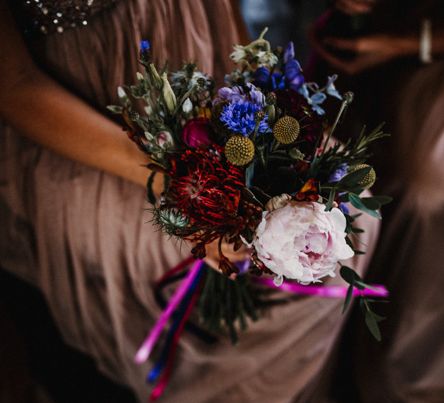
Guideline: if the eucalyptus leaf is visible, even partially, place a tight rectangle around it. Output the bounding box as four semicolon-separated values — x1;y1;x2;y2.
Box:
353;250;366;255
340;265;358;285
360;197;380;210
325;188;336;211
371;195;393;205
355;280;378;291
351;226;364;233
338;166;371;187
364;310;382;341
342;284;354;313
349;193;381;219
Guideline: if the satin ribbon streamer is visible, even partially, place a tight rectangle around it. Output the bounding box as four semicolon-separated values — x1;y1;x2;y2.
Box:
134;259;204;364
135;257;388;399
254;277;389;298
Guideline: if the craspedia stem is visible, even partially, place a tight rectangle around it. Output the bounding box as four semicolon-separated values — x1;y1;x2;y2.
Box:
321;91;354;155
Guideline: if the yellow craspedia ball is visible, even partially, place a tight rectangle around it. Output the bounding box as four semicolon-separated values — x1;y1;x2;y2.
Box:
224;135;255;166
349;164;376;189
273;116;300;144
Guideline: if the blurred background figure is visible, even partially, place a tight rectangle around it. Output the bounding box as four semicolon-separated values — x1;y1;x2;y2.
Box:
241;0;325;64
309;1;444;402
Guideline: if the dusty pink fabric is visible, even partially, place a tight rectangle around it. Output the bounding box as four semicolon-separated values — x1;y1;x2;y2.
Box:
0;2;380;401
347;61;444;403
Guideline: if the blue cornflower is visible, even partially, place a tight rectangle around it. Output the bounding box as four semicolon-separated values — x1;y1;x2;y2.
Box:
140;40;151;52
220;101;269;136
329;163;349;183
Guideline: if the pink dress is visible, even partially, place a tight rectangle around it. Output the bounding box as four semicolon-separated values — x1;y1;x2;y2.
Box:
0;1;380;401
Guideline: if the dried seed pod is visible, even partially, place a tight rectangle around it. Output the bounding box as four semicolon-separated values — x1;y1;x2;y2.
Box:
273;116;300;144
224;135;255;166
349;164;376;189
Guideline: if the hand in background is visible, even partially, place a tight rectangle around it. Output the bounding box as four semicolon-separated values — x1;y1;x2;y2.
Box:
320;34;418;75
335;0;377;15
204;239;250;278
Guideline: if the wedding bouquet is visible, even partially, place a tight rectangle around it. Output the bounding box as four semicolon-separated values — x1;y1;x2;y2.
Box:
110;29;389;398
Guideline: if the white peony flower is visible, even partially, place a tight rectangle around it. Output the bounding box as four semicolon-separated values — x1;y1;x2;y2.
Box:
253;201;354;284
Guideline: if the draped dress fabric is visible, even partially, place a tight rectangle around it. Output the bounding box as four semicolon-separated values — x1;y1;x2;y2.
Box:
343;61;444;403
306;1;444;400
0;1;380;401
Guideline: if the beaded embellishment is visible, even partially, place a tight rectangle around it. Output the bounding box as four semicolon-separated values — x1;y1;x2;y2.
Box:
22;0;118;35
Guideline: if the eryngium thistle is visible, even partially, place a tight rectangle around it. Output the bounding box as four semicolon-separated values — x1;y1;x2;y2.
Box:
154;208;190;236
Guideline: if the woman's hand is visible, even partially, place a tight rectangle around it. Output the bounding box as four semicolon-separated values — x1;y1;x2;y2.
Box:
0;0;152;189
204;239;250;278
310;29;418;75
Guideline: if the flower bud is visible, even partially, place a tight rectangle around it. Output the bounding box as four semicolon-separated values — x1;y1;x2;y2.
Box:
117;86;127;99
148;63;162;88
182;98;193;114
161;72;177;114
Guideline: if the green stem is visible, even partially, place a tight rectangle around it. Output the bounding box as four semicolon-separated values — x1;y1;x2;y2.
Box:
321;91;354;155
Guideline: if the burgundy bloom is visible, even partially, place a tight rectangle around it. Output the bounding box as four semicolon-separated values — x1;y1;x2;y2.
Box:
166;146;245;237
181;117;213;148
275;89;324;153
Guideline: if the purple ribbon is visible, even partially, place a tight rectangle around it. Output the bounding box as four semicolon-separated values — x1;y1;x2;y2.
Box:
134;259;204;364
254;277;389;298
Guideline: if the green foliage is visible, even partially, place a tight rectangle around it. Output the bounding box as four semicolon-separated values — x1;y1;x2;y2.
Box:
198;268;259;344
349;193;382;219
340;265;386;341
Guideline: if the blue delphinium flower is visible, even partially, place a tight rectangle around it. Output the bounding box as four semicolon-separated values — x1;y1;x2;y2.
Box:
329;163;349;183
299;75;343;115
253;42;304;92
253;66;271;89
220;101;269;136
325;75;342;99
140;40;151;52
299;84;327;115
339;202;350;215
283;42;304;91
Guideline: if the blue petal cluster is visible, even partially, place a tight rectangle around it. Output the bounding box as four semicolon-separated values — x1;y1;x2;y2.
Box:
329;163;349;183
220;101;269;136
253;42;305;92
299;75;342;115
140;40;151;52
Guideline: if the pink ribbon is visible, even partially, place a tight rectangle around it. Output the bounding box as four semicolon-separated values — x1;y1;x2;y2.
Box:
135;257;387;366
254;277;389;298
134;259;204;364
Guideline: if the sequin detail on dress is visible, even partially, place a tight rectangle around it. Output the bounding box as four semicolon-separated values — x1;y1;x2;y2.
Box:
22;0;119;35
